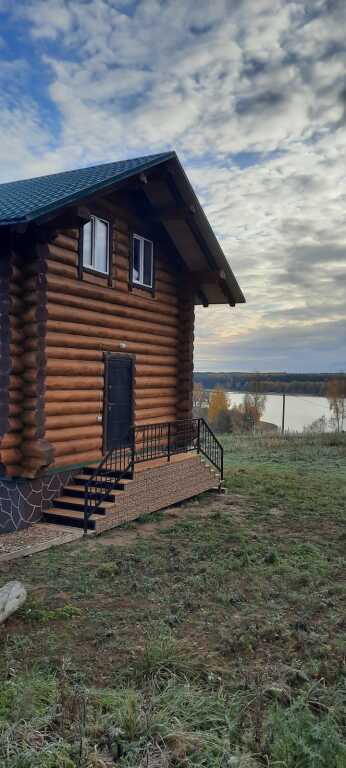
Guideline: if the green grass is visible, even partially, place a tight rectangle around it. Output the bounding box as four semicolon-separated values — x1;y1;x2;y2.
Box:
223;432;346;523
0;433;345;766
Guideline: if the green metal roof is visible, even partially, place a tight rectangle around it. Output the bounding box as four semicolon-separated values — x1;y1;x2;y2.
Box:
0;151;175;226
0;150;245;304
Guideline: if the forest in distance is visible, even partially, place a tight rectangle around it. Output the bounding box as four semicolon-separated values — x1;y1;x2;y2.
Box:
194;371;346;397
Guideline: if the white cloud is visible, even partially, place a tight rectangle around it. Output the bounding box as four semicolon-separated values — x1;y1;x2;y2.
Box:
0;0;345;370
25;1;72;40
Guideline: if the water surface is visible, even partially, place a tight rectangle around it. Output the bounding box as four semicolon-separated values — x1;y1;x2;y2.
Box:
226;392;331;432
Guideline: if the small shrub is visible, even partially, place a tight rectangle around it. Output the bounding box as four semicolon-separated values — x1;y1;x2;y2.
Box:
96;563;118;578
137;632;199;680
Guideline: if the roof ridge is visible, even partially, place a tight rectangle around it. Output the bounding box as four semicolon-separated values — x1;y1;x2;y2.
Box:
0;151;175;189
0;151;176;225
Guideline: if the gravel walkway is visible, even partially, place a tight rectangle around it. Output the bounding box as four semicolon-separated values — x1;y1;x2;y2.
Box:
0;523;82;562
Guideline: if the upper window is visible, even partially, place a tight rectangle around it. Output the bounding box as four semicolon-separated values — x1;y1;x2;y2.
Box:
132;234;154;288
82;216;109;274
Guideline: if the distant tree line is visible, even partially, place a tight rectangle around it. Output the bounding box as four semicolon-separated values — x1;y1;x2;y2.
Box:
193;380;269;434
194;375;346;433
194;372;346;397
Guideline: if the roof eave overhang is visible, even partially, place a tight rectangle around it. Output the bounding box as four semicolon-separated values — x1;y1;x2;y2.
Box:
0;151;245;306
0;152;176;229
162;155;245;306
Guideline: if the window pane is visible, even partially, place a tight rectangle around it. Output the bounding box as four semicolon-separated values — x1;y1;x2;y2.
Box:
143;240;153;286
133;237;141;282
82;221;92;266
94;218;108;273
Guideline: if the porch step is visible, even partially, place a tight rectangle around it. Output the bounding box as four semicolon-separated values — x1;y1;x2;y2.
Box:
44;507;96;530
200;459;221;475
43;460;132;529
73;475;131;491
43;447;222;533
81;466;133;480
63;484;124;499
53;495;114;513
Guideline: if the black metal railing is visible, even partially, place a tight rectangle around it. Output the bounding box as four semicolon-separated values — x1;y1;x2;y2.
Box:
83;418;223;532
134;418;200;464
84;442;134;533
199;418;224;479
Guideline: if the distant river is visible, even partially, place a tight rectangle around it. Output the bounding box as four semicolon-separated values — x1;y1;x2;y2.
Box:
226;392;331;433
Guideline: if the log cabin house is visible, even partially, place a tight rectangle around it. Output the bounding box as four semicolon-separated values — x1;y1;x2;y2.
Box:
0;151;244;534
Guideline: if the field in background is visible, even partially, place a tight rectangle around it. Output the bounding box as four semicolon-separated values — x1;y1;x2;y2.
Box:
0;433;345;767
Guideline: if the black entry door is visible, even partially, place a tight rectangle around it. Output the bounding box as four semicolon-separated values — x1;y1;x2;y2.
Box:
105;355;133;450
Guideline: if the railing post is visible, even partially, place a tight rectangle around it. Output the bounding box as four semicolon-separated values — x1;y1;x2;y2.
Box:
167;422;171;462
131;426;135;475
197;418;201;453
221;446;224;481
84;489;88;535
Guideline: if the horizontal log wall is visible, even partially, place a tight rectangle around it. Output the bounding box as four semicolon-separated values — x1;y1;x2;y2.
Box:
38;199;195;472
0;193;195;478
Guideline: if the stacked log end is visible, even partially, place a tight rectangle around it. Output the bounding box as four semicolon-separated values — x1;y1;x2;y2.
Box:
176;288;194;421
0;253;24;476
0;246;13;473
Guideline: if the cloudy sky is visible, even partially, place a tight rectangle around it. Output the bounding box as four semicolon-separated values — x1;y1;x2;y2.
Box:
0;0;345;372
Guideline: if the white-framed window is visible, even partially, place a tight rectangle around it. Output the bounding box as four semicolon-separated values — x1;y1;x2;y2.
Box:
82;215;109;274
132;234;154;288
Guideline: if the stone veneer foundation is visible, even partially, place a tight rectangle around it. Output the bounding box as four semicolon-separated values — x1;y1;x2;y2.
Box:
0;471;73;533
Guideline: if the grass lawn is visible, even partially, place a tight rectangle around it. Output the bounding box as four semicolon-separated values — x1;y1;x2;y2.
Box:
0;433;345;766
